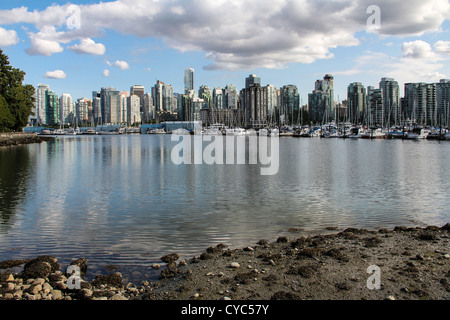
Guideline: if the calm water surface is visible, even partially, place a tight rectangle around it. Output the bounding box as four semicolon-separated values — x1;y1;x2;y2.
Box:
0;135;449;282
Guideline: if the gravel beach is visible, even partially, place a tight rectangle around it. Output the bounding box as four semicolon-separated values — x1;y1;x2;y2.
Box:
0;224;449;301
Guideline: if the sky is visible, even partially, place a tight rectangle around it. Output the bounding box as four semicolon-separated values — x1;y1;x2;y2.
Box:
0;0;449;103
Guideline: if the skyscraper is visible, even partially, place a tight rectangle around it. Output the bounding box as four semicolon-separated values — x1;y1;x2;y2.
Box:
45;90;60;125
266;85;278;118
404;82;437;125
213;87;224;109
184;68;194;94
367;86;383;126
240;81;267;128
280;85;300;125
128;95;141;125
347;82;366;124
308;75;334;124
36;84;50;125
100;87;118;124
245;74;261;89
379;77;400;125
224;84;239;109
436;79;450;126
60;93;74;125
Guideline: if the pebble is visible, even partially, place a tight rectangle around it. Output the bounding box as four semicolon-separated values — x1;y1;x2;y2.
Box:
230;262;240;268
386;296;396;300
152;264;161;270
444;254;450;259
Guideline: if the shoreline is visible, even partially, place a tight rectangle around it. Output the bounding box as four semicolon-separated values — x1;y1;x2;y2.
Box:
0;133;54;148
0;224;449;300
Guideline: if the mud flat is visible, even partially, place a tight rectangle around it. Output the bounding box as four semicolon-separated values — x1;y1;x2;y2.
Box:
0;224;449;300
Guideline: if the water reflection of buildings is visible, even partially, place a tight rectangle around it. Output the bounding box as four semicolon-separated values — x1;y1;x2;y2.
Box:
0;146;33;230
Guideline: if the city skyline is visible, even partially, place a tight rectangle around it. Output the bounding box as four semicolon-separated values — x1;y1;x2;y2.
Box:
0;0;449;102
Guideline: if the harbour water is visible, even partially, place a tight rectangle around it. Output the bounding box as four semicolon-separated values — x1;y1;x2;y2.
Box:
0;135;449;283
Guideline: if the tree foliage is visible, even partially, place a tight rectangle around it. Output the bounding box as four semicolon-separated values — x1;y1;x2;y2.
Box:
0;49;35;132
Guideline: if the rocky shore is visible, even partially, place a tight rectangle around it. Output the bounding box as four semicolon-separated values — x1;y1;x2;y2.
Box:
0;224;449;300
0;133;54;148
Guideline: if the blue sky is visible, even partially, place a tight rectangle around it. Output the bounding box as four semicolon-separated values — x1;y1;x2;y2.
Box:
0;0;449;102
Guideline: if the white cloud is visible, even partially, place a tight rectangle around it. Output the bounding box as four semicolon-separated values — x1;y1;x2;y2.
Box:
1;0;449;70
68;38;106;55
113;60;130;70
401;40;436;59
0;27;19;46
102;69;110;77
25;26;65;56
434;41;450;55
44;70;67;79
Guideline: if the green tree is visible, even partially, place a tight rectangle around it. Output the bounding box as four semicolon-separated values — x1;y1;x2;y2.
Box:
0;49;35;132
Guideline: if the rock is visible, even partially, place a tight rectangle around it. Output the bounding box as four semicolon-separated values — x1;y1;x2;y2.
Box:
91;273;124;289
6;282;15;291
53;281;67;291
444;254;450;259
42;282;52;295
385;296;395;300
33;278;46;286
270;291;301;300
0;272;14;282
27;284;42;295
4;293;13;299
78;289;93;299
257;239;269;246
152;264;161;270
22;261;52;280
276;236;289;243
13;290;23;299
230;262;240;269
161;253;180;264
52;290;63;300
243;247;254;252
111;293;128;300
441;223;450;231
418;232;438;241
24;256;59;273
221;296;232;300
69;258;88;278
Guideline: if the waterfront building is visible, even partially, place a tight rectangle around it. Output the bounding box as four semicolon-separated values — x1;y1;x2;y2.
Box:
152;80;176;114
45;90;60;126
379;77;400;126
60;93;74;126
36;84;50;125
436;79;450;126
100;87;118;125
367;86;383;126
266;84;278;119
240;81;268;128
198;85;212;109
280;85;300;125
184;68;194;94
213;87;224;109
130;85;145;99
404;82;437;125
347;82;366;124
308;74;334;124
224;84;239;109
92;91;101;124
142;92;153;123
245;74;261;89
76;98;90;124
128;94;141;125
